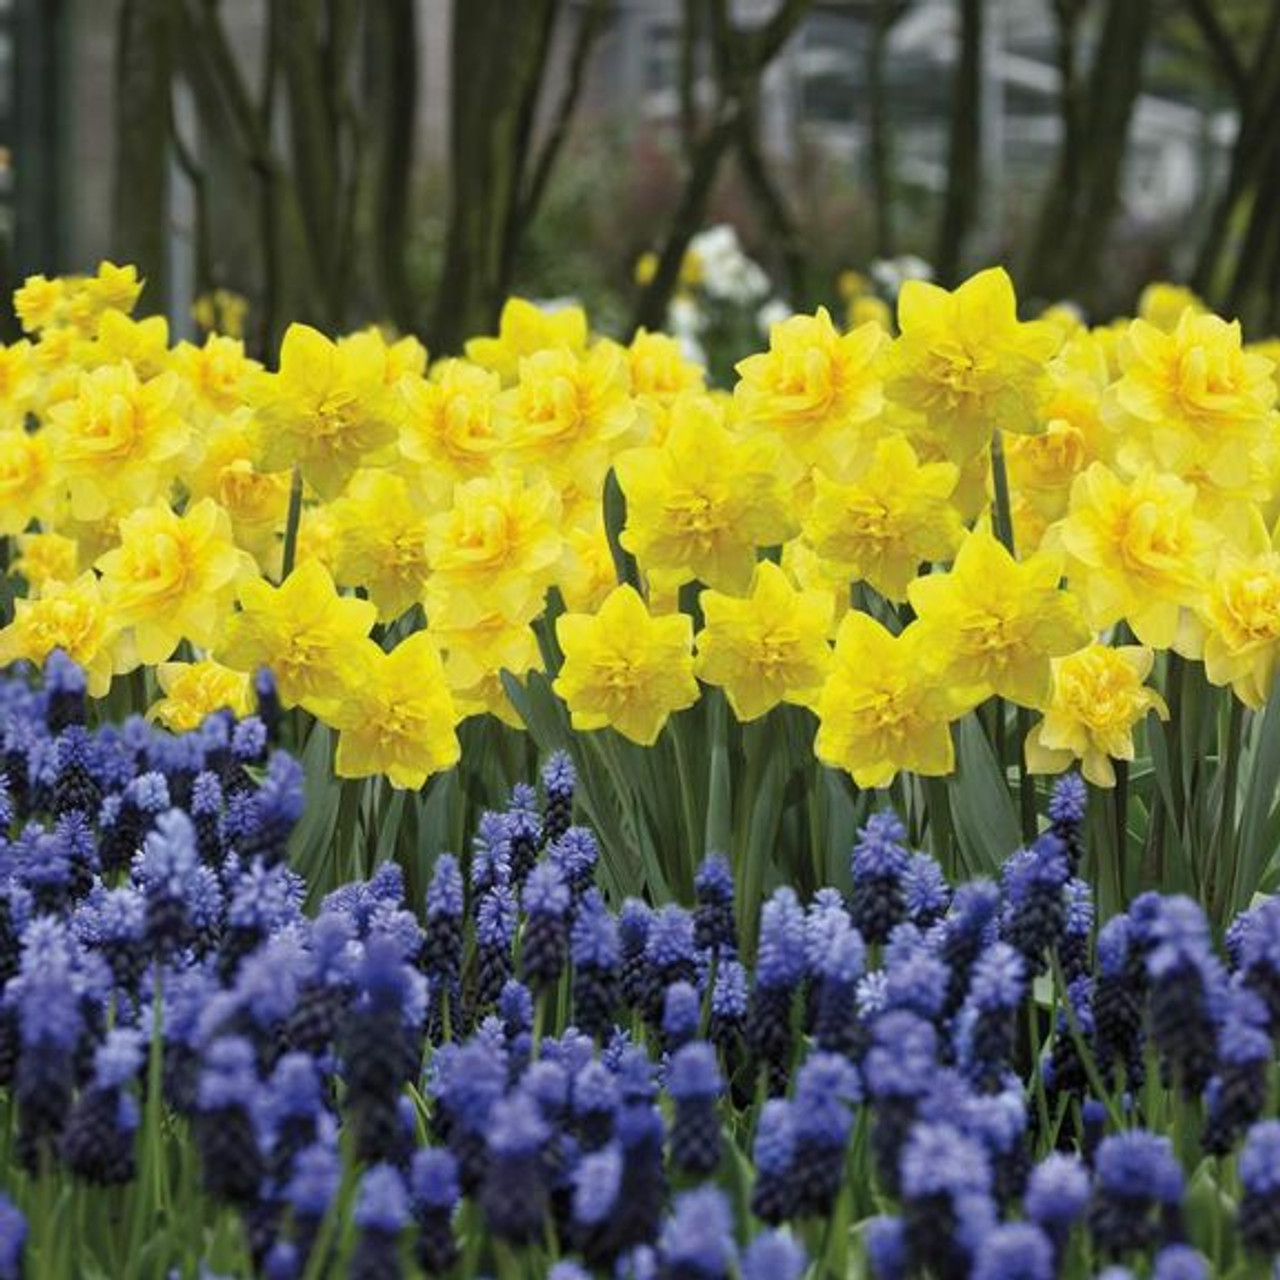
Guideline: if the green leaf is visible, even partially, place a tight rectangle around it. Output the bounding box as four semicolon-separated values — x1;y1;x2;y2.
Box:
1233;681;1280;914
949;714;1022;875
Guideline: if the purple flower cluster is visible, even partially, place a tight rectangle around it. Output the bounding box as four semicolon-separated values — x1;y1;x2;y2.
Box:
1;655;1277;1277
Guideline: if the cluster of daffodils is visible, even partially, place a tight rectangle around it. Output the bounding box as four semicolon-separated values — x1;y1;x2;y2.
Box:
1;262;1278;791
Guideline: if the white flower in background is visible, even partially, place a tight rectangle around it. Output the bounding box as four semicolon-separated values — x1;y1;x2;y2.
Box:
531;296;582;313
668;294;707;337
756;297;792;336
869;254;934;296
689;224;771;306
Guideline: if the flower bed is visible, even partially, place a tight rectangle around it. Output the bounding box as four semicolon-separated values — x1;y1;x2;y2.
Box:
0;657;1279;1278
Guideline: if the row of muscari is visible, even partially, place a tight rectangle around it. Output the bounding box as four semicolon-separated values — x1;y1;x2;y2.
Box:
2;659;1280;1278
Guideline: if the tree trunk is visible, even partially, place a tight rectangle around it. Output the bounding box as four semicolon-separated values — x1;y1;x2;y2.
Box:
934;0;982;286
366;0;418;332
867;0;896;259
1061;0;1150;299
1021;0;1088;301
114;0;173;308
429;0;561;354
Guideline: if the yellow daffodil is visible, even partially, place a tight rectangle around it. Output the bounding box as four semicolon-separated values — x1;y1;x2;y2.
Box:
694;560;833;721
1112;310;1276;492
150;660;254;731
801;432;963;602
814;611;963;788
466;297;589;385
1025;643;1168;787
733;307;884;469
96;498;253;664
45;361;189;521
218;559;379;715
496;341;637;495
329;632;460;789
628;328;706;441
0;572;123;695
554;583;698;745
12;533;79;595
14;273;67;334
558;521;621;614
170;333;262;417
614;393;796;593
425;469;564;626
884;266;1061;461
329;469;432;622
0;340;38;423
398;359;506;493
0;428;56;535
248;323;402;500
182;410;292;563
1137;282;1205;333
1186;506;1280;709
89;310;170;379
909;528;1090;710
1058;463;1218;648
428;601;542;728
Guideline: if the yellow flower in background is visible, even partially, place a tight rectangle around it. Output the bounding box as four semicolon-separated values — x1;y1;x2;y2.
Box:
1039;302;1085;340
614;393;796;593
628;328;706;440
0;573;122;695
425;469;564;625
398;359;506;492
780;539;850;635
802;432;962;601
191;288;249;339
249;323;401;500
1249;338;1280;397
150;660;254;731
84;261;144;320
339;327;428;388
1112;310;1276;491
219;559;379;715
12;533;79;594
0;428;56;535
0;340;38;422
1025;643;1168;787
559;521;620;614
329;469;432;622
183;410;292;562
293;503;341;574
1137;282;1205;333
89;310;170;379
14;274;66;334
814;612;961;788
554;583;698;745
884;266;1061;461
46;362;189;521
695;560;833;721
466;297;589;385
97;498;252;664
171;334;262;416
847;294;892;333
1058;463;1217;648
497;341;637;494
1004;421;1090;523
1189;507;1280;709
733;307;884;469
330;632;460;789
428;602;541;728
909;528;1090;710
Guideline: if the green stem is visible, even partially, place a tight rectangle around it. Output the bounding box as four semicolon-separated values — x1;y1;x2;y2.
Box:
988;430;1037;840
1217;694;1246;925
1114;756;1129;903
279;464;304;583
669;721;701;898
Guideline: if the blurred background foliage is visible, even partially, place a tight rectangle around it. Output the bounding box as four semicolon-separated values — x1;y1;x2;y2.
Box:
0;0;1277;360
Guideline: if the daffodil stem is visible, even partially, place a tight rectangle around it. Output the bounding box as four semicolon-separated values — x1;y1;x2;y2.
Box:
280;464;304;583
988;431;1037;841
1216;695;1245;924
